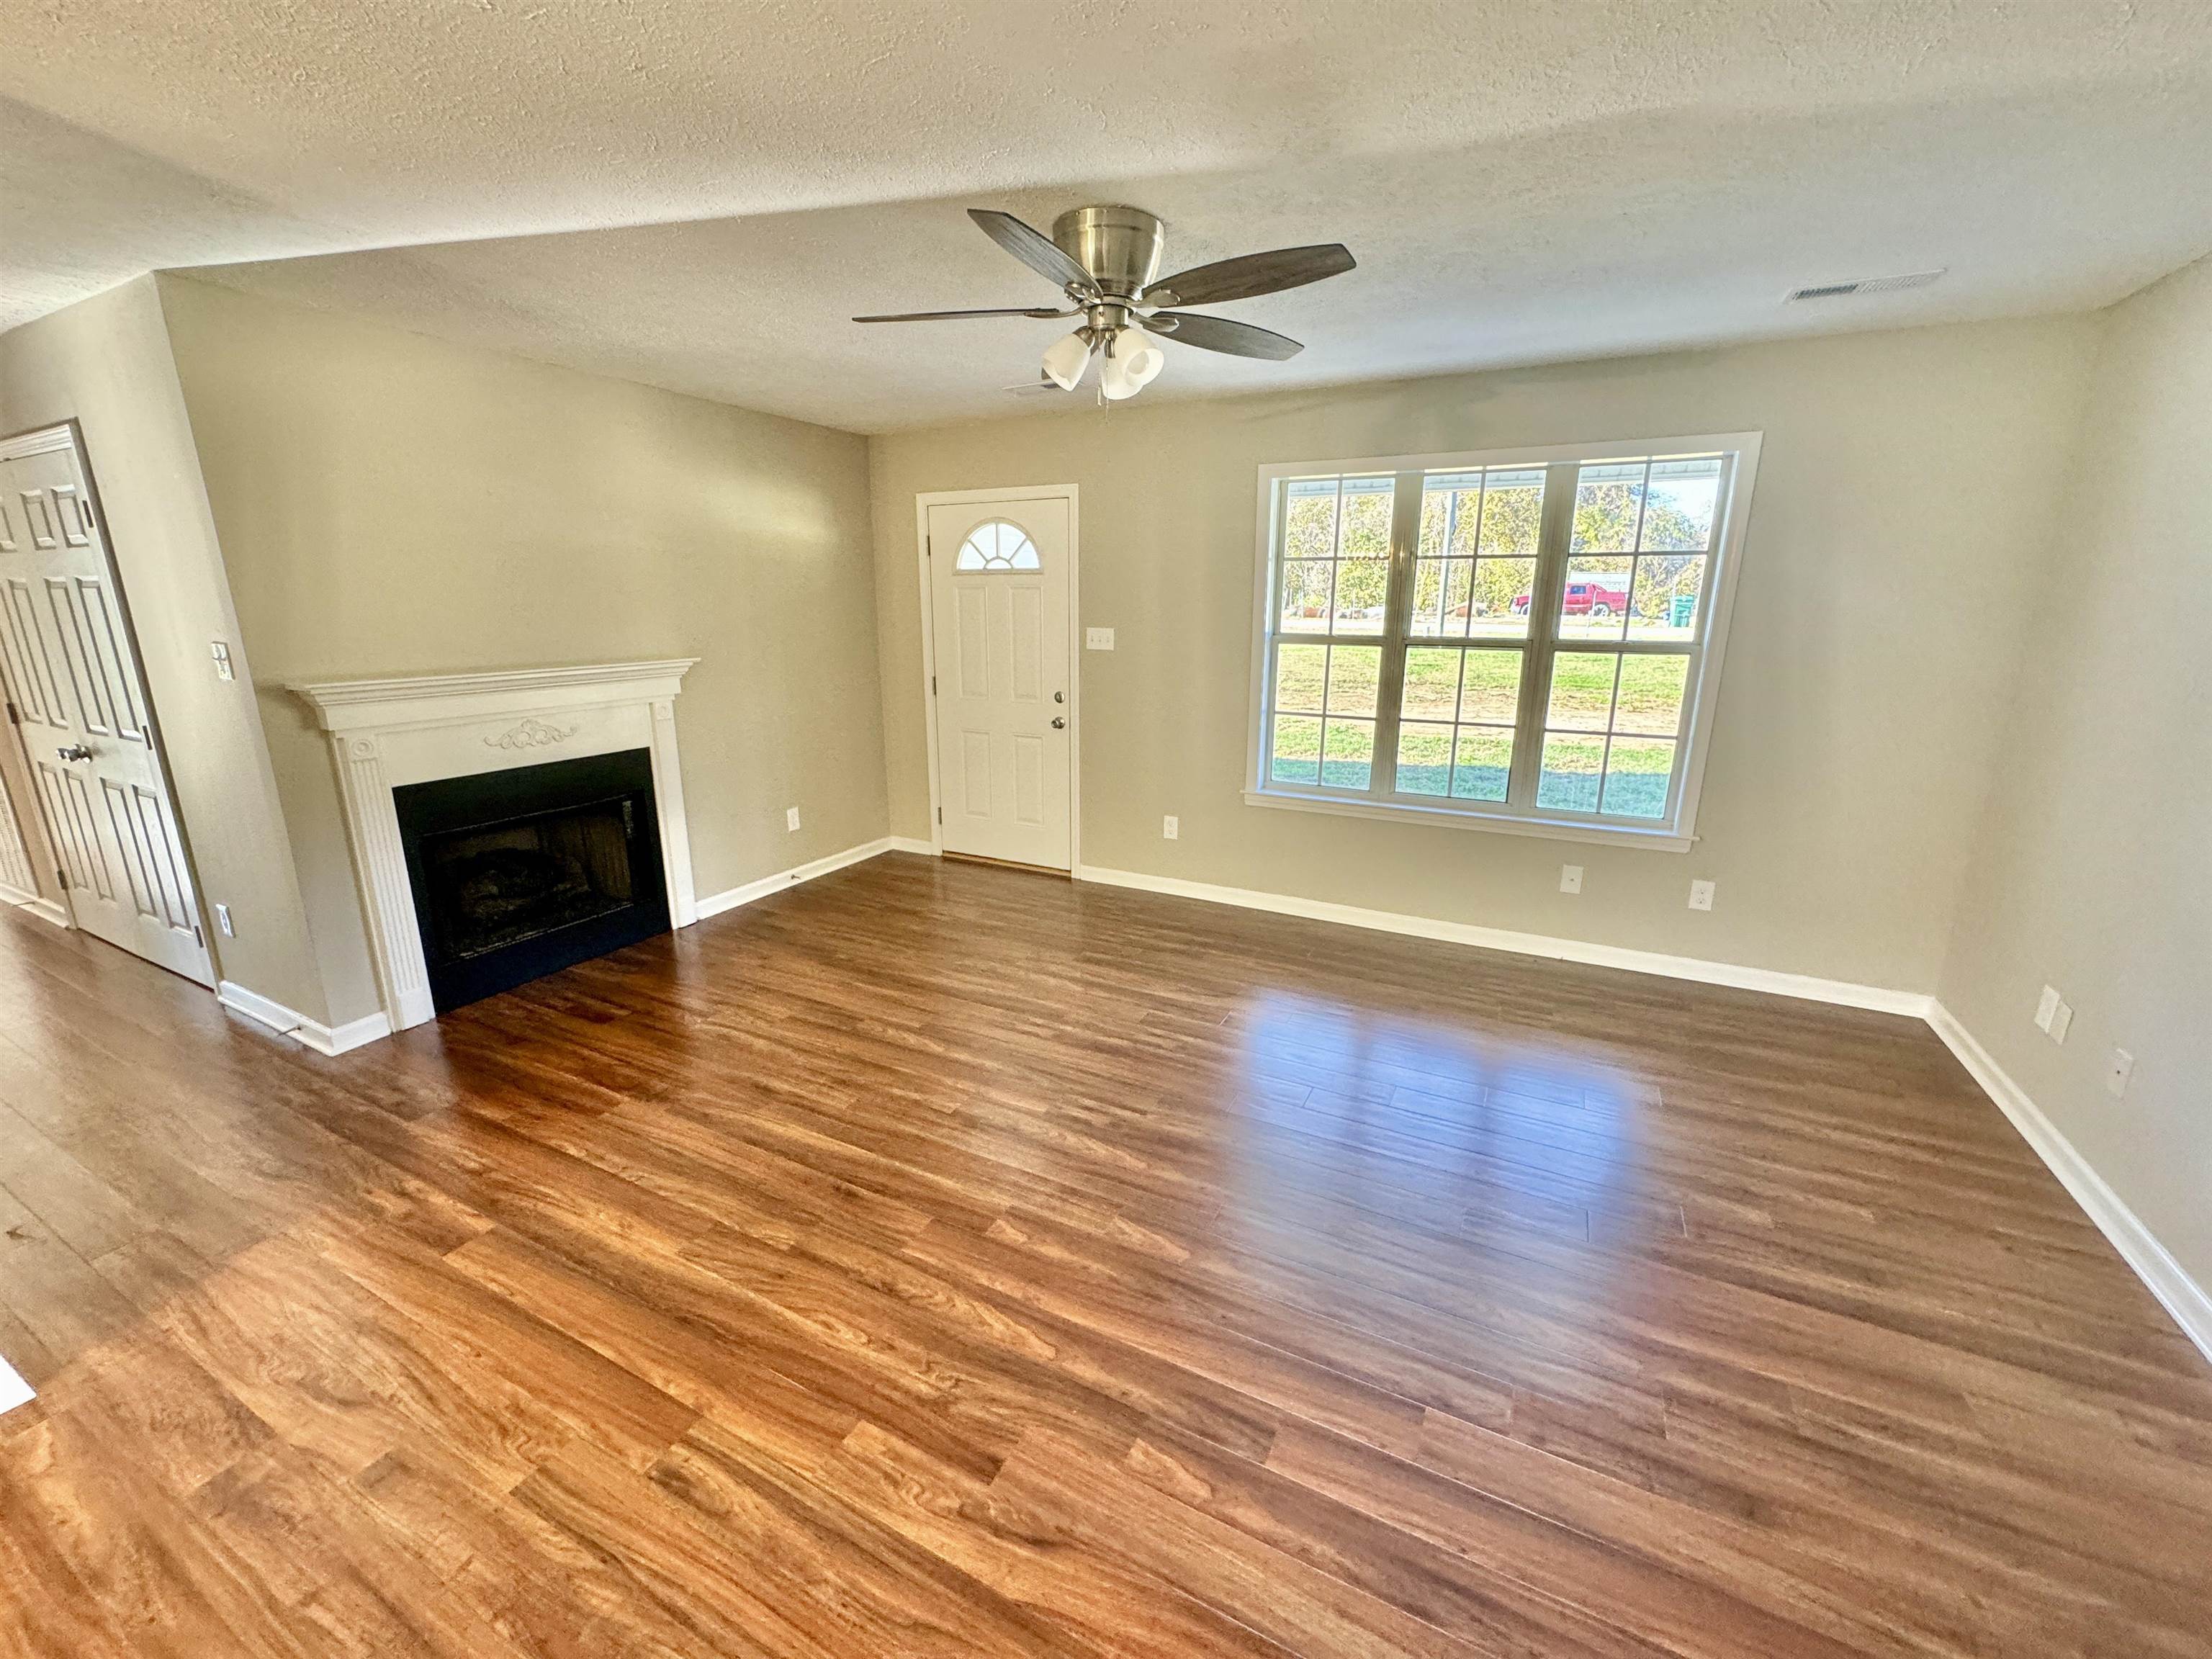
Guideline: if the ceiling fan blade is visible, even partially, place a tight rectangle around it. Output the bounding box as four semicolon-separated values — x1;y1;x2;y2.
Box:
968;209;1095;295
1143;311;1303;360
853;307;1074;323
1144;243;1354;309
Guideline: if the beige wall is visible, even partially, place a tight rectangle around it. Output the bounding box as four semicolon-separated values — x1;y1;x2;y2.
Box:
157;275;888;1027
0;277;327;1017
1939;256;2212;1291
871;318;2098;994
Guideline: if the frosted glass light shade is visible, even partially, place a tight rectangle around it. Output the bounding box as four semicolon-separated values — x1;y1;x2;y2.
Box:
1100;329;1165;400
1041;331;1092;390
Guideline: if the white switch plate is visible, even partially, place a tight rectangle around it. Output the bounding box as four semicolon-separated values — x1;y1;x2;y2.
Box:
1559;863;1583;894
2105;1047;2135;1098
2034;984;2062;1033
1085;627;1115;650
1161;815;1179;840
1687;879;1714;912
213;902;235;938
786;806;801;832
210;640;235;682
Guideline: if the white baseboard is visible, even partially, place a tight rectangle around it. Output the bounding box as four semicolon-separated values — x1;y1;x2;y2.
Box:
1928;1002;2212;1365
694;835;909;921
219;981;392;1057
884;835;936;855
305;1009;396;1056
0;1352;30;1416
1;886;71;929
1072;863;1931;1017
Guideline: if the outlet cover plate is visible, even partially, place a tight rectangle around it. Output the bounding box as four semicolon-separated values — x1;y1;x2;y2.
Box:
1560;864;1583;894
1688;879;1714;912
2105;1048;2135;1098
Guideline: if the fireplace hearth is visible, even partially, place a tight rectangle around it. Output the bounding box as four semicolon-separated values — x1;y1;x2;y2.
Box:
393;748;670;1012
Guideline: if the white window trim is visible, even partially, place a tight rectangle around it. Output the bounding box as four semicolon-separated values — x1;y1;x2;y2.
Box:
1243;431;1763;853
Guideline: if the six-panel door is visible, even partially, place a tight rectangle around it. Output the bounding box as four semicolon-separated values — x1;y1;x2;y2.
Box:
0;433;212;984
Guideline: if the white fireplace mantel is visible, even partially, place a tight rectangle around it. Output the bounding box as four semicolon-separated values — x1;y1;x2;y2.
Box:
292;659;699;1035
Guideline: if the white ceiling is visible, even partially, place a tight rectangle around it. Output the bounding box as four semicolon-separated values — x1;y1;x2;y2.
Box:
5;1;2211;433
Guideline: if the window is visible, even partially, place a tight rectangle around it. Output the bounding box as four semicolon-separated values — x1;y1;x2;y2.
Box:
955;520;1041;571
1247;434;1759;850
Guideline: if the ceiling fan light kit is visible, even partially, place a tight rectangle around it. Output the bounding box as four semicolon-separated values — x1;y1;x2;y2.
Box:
855;203;1354;403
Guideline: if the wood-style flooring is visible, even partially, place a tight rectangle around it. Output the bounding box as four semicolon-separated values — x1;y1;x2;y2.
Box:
1;853;2208;1658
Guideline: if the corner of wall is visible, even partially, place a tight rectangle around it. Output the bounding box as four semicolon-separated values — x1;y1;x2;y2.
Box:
1930;254;2212;1327
0;273;336;1024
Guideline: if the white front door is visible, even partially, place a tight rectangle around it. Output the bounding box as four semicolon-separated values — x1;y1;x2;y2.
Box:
927;495;1072;871
0;428;213;984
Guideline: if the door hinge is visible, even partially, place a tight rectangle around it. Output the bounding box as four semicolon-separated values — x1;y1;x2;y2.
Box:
935;806;943;824
930;674;937;696
4;699;18;727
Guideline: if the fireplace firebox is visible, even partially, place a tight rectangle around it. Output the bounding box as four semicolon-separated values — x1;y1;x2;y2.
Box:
392;748;670;1012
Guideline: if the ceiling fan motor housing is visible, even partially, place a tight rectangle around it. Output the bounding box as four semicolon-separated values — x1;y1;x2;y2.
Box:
1053;204;1164;300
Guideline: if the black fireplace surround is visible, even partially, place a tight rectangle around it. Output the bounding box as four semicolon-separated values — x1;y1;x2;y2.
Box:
393;748;670;1013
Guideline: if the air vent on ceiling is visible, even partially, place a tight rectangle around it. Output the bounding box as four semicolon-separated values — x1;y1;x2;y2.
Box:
1786;269;1946;302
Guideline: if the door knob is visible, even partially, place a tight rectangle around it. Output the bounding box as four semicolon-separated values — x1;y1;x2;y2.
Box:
55;743;92;763
1051;716;1066;729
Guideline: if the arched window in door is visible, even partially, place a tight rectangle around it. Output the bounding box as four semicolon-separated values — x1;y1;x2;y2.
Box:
953;521;1040;572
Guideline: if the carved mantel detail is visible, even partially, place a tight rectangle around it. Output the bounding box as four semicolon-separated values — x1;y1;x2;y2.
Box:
485;716;580;751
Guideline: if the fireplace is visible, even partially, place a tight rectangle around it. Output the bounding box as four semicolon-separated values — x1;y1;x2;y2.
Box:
292;658;698;1043
393;748;670;1012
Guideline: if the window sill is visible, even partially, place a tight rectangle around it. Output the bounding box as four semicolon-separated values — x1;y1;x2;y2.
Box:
1241;787;1696;853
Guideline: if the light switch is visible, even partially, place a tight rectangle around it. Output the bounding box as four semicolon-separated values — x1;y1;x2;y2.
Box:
2035;984;2062;1033
1085;627;1115;650
210;641;235;682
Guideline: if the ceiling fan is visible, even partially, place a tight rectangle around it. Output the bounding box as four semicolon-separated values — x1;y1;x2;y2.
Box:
855;205;1355;401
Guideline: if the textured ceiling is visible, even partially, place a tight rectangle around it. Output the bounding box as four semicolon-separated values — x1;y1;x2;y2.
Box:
5;1;2211;431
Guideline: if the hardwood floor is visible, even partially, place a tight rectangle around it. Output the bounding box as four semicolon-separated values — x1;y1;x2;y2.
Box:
1;851;2208;1658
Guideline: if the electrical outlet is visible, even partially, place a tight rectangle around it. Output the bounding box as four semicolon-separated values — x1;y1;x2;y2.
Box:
1688;878;1714;912
1559;863;1583;894
2034;984;2062;1033
2048;999;2073;1044
1161;815;1179;840
785;806;801;832
1085;627;1115;650
213;902;235;938
2105;1047;2135;1099
209;641;235;682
